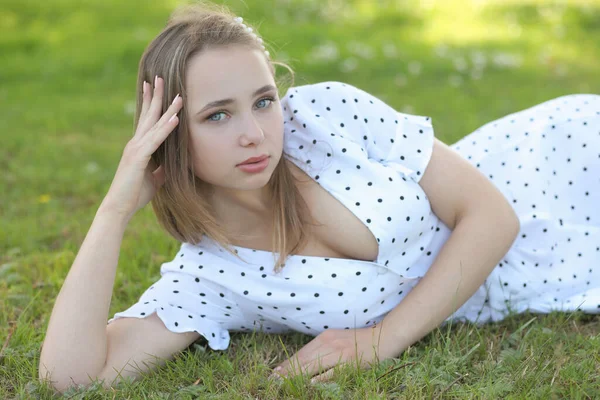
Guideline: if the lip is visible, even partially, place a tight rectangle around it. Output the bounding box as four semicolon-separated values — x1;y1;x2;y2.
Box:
237;156;270;173
237;154;269;166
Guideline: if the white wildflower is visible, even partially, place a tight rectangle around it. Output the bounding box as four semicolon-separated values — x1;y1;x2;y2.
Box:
492;52;522;69
408;61;421;75
470;69;483;80
124;100;136;116
434;43;449;58
340;57;358;73
449;74;463;87
401;105;414;114
470;50;487;69
347;41;374;60
394;73;408;87
85;162;100;174
555;64;568;77
382;42;398;59
453;56;468;72
538;48;552;65
306;41;339;64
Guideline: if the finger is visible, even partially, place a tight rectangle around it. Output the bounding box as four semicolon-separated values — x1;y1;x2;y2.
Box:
279;349;339;379
139;80;152;121
310;368;335;384
145;99;181;151
276;332;328;373
302;350;345;378
275;339;320;376
137;76;165;137
133;80;150;140
153;93;182;131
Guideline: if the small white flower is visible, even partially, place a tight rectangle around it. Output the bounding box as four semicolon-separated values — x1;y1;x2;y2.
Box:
347;41;374;60
470;51;487;69
470;69;483;80
448;74;463;87
340;57;358;73
382;42;398;59
492;52;522;69
434;43;449;58
555;64;568;77
394;73;408;87
508;21;522;38
86;162;99;174
453;56;468;72
306;41;339;63
401;104;414;114
408;61;421;75
538;48;552;65
124;100;136;116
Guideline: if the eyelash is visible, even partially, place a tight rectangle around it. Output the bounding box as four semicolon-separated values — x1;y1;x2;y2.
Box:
206;96;277;122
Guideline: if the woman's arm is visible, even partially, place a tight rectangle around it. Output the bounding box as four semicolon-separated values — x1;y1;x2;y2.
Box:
39;206;129;388
380;205;520;355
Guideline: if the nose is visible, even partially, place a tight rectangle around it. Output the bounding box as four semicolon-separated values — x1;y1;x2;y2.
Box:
239;112;265;145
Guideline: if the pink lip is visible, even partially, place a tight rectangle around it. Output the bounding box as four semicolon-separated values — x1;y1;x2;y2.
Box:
238;154;269;166
237;156;270;173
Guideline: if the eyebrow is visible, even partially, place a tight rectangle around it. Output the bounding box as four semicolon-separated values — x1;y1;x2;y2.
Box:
194;84;277;116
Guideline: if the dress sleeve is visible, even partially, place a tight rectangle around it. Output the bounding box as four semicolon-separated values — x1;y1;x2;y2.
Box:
107;243;243;351
282;81;435;183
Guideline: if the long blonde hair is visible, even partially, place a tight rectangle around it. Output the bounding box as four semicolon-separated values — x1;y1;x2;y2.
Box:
133;1;318;273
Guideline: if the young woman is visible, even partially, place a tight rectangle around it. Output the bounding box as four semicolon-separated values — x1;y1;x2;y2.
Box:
39;1;600;392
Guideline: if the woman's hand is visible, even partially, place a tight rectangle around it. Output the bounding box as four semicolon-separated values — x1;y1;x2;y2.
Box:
269;322;399;383
100;76;182;221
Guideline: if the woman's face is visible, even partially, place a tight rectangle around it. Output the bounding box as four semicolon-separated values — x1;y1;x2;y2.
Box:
184;45;284;207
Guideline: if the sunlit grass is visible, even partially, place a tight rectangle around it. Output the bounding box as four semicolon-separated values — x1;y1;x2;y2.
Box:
1;0;599;398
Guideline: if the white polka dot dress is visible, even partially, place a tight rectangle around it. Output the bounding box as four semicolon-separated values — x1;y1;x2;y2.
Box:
108;81;600;351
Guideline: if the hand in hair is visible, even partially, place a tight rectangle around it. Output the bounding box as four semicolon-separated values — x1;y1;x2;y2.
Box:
100;76;182;222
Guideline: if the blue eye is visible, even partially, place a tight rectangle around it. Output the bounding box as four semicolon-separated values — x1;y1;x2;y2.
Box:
206;96;276;122
256;97;274;109
207;112;226;122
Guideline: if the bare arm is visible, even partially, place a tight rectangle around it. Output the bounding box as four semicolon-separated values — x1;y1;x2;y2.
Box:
380;207;520;355
39;205;200;392
38;76;193;392
38;207;127;388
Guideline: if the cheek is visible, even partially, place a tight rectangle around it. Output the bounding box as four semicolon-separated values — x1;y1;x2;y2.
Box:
188;135;231;173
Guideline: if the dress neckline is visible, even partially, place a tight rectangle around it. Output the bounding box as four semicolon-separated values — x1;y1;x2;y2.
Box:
204;153;381;264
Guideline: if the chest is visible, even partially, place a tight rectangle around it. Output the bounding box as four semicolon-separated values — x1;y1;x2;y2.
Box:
227;161;380;262
294;175;379;262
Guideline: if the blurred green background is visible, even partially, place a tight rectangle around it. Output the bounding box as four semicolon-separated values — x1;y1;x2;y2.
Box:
1;0;599;397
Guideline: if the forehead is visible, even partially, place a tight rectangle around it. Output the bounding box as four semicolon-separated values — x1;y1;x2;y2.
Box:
185;46;274;101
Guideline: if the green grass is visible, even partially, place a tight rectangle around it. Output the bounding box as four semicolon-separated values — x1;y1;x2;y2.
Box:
1;0;600;397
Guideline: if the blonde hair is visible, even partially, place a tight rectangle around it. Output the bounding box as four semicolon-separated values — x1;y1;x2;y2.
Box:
133;1;319;273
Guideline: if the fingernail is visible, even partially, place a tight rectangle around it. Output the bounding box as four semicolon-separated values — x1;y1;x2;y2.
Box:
172;94;180;105
154;75;158;88
142;81;146;95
